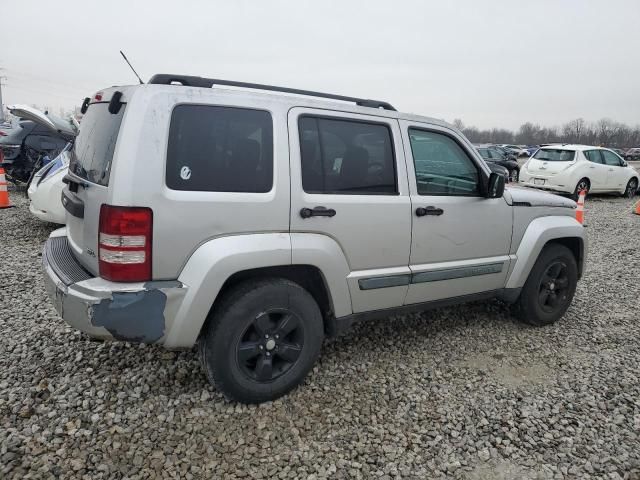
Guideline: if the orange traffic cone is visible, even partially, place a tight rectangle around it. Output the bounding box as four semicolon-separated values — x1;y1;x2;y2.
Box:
0;167;14;209
633;200;640;216
575;189;586;224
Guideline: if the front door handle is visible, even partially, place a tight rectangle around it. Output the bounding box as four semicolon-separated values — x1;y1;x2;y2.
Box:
300;206;337;219
416;206;444;217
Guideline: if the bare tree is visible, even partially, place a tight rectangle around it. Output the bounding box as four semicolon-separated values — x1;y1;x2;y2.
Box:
452;117;640;148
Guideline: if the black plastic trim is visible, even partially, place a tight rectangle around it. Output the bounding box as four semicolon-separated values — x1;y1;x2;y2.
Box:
334;290;502;333
61;187;84;219
358;275;411;290
148;73;396;111
357;261;506;290
43;237;93;286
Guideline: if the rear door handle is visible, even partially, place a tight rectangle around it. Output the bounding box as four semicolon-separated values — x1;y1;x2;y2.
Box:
416;206;444;217
300;206;336;218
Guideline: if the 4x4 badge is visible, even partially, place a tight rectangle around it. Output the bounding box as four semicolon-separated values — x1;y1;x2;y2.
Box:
180;166;192;180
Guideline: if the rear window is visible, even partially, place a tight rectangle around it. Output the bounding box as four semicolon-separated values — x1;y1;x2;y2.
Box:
166;105;273;192
533;149;575;162
69;103;125;186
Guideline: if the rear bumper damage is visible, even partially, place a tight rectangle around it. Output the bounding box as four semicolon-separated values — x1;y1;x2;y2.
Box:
42;230;187;344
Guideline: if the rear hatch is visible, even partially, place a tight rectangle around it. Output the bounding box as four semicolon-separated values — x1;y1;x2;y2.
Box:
525;148;576;176
7;104;78;141
64;90;128;274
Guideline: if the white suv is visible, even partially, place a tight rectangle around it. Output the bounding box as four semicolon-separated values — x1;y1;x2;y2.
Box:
519;145;639;199
43;74;587;403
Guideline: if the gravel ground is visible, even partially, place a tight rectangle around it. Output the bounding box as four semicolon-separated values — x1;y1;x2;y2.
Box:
1;191;639;479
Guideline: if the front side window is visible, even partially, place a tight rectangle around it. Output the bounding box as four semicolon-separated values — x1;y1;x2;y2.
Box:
409;129;479;196
601;150;622;166
298;116;397;195
166;105;273;192
584;150;603;164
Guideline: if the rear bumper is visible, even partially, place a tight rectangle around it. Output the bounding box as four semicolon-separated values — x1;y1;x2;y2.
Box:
42;230;187;345
518;174;573;194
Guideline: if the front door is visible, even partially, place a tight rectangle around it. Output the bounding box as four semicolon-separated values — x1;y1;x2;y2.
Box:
288;108;412;313
601;149;627;192
399;122;513;305
583;150;609;191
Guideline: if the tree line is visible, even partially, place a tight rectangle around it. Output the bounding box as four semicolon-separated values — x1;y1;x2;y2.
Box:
452;118;640;148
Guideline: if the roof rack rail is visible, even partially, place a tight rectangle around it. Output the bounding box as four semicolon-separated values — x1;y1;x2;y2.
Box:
148;73;396;111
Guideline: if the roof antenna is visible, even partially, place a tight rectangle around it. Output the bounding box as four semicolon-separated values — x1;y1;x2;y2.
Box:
120;50;144;84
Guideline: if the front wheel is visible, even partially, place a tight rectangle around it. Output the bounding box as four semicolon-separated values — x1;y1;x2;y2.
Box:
509;169;519;183
623;178;638;198
200;278;324;403
513;244;578;327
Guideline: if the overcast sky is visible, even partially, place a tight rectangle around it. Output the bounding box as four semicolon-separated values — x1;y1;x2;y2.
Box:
3;0;639;129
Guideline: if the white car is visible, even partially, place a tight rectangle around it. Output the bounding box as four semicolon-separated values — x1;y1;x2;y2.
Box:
27;146;70;224
519;145;639;199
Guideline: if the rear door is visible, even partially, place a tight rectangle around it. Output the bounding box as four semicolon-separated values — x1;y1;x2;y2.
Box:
64;94;127;273
288;108;412;313
400;122;512;305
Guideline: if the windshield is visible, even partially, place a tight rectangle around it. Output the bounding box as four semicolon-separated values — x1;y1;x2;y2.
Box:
533;149;575;162
69;102;125;186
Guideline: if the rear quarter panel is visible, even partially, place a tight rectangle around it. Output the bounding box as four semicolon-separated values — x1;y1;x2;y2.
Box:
109;86;292;280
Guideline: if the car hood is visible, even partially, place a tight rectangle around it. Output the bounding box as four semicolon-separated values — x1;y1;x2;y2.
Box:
506;186;576;209
7;104;77;141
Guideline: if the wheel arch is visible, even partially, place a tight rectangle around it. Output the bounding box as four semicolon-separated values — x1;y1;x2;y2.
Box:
210;265;338;337
506;216;586;289
163;233;353;348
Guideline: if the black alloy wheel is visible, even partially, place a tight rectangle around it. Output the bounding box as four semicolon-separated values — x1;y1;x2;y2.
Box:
236;308;304;382
537;261;570;314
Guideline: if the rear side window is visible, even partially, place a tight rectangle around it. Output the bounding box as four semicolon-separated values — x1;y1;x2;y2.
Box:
298;116;397;195
533;149;575;162
584;150;603;164
166;105;273;192
69;103;125;186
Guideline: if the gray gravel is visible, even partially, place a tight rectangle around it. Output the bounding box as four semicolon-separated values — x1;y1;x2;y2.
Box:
1;191;640;479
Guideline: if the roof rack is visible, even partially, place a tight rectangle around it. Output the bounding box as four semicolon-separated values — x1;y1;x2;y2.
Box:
148;74;396;111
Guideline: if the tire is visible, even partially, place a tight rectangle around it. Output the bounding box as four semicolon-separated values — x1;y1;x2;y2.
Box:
513;244;578;327
200;278;324;403
509;169;519;183
623;178;638;198
571;178;590;201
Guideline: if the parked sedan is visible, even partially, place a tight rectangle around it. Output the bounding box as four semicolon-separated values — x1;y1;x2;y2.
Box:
27;144;71;224
519;145;639;199
500;144;530;157
624;148;640;161
476;146;520;182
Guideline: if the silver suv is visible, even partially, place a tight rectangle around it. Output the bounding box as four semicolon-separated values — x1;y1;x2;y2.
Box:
43;74;586;403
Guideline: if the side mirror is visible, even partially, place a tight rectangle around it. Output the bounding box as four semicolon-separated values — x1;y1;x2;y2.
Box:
486;172;505;198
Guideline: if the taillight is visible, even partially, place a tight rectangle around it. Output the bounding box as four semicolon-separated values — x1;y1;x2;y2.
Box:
0;131;7;136
98;205;152;282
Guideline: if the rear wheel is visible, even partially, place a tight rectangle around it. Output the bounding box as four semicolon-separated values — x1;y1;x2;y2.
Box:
572;178;589;200
513;244;578;327
623;178;638;198
200;278;324;403
509;169;519;183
